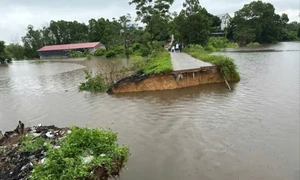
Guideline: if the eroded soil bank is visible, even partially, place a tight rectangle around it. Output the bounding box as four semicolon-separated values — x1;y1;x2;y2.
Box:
108;66;234;94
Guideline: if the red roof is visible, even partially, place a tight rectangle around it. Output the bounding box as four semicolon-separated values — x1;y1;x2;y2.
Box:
37;42;102;52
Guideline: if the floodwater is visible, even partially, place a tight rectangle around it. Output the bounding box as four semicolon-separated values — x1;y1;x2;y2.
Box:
0;42;299;180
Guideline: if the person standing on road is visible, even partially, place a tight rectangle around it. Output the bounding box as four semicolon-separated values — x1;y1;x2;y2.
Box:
175;43;179;52
179;43;182;53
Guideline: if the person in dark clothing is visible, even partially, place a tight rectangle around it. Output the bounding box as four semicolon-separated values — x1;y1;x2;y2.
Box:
179;43;182;53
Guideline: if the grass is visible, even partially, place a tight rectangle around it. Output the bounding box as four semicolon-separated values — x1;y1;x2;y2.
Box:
30;127;129;180
247;42;260;47
131;49;173;75
184;45;240;81
19;135;46;153
79;69;110;92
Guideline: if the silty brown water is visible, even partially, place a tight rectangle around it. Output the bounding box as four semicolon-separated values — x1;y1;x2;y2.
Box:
0;42;299;180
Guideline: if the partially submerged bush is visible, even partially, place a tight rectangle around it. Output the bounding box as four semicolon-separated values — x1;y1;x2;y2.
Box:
184;46;240;81
79;69;110;92
226;42;239;48
247;42;260;47
105;50;117;58
94;49;106;56
30;127;129;180
86;54;92;60
68;50;85;58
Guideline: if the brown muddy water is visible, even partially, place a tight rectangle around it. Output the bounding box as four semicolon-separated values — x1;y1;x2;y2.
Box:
0;42;299;180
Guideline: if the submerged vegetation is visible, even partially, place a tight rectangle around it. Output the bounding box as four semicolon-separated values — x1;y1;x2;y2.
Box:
79;69;110;92
184;44;240;81
247;42;261;47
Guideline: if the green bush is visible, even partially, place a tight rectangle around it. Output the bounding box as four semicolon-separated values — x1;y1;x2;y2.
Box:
247;42;260;47
142;50;173;74
94;49;106;56
226;42;239;48
86;54;92;60
204;44;217;52
19;135;46;153
68;50;85;58
105;51;117;58
30;127;129;180
131;55;146;73
184;46;240;81
79;69;110;92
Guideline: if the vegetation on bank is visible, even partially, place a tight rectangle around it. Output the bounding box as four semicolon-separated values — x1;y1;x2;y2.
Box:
0;41;12;64
30;127;129;180
0;122;129;180
79;69;110;92
247;42;261;47
204;37;238;52
132;50;172;75
184;44;240;81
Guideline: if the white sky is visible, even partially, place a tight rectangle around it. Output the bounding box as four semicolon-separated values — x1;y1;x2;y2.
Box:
0;0;299;43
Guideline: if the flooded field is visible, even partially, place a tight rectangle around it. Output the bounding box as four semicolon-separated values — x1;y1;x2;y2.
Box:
0;42;299;180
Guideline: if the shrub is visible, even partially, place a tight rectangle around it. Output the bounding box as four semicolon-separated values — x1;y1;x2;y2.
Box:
79;69;110;92
247;42;260;47
94;49;106;56
142;50;173;74
105;51;117;58
184;47;240;81
68;50;85;58
226;42;239;48
86;54;92;60
204;44;217;52
19;135;46;153
30;127;129;180
131;56;146;73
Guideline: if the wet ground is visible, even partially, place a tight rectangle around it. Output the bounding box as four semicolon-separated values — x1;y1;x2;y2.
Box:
0;42;299;180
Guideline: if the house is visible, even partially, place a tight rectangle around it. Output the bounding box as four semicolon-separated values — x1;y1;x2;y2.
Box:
217;13;231;31
37;42;105;59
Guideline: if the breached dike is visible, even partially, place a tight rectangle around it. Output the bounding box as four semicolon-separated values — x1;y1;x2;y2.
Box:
108;65;238;94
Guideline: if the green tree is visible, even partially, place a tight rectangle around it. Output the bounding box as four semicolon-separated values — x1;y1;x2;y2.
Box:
129;0;174;48
22;25;44;58
0;41;11;63
174;0;212;45
5;43;25;60
230;0;283;45
119;14;133;60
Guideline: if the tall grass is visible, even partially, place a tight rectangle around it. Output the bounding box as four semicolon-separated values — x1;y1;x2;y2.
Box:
184;44;240;81
131;48;173;75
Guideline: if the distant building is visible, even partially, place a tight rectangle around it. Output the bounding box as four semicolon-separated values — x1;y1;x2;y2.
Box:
37;42;105;59
217;13;231;31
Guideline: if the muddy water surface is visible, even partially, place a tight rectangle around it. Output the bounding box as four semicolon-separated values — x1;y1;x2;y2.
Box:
0;42;299;180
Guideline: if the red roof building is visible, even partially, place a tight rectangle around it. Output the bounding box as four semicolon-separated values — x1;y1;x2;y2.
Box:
37;42;105;59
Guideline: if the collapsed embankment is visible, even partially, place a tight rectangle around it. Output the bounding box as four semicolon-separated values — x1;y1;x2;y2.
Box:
108;66;237;94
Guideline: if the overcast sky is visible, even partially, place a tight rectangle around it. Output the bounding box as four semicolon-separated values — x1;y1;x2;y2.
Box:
0;0;299;43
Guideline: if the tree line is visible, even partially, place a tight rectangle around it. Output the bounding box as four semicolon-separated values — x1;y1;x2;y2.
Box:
1;0;299;60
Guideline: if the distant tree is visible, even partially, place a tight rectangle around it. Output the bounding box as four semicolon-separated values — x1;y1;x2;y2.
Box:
174;0;212;45
5;43;25;60
0;41;11;63
281;13;289;25
129;0;174;48
22;25;44;58
230;0;283;45
119;14;133;60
